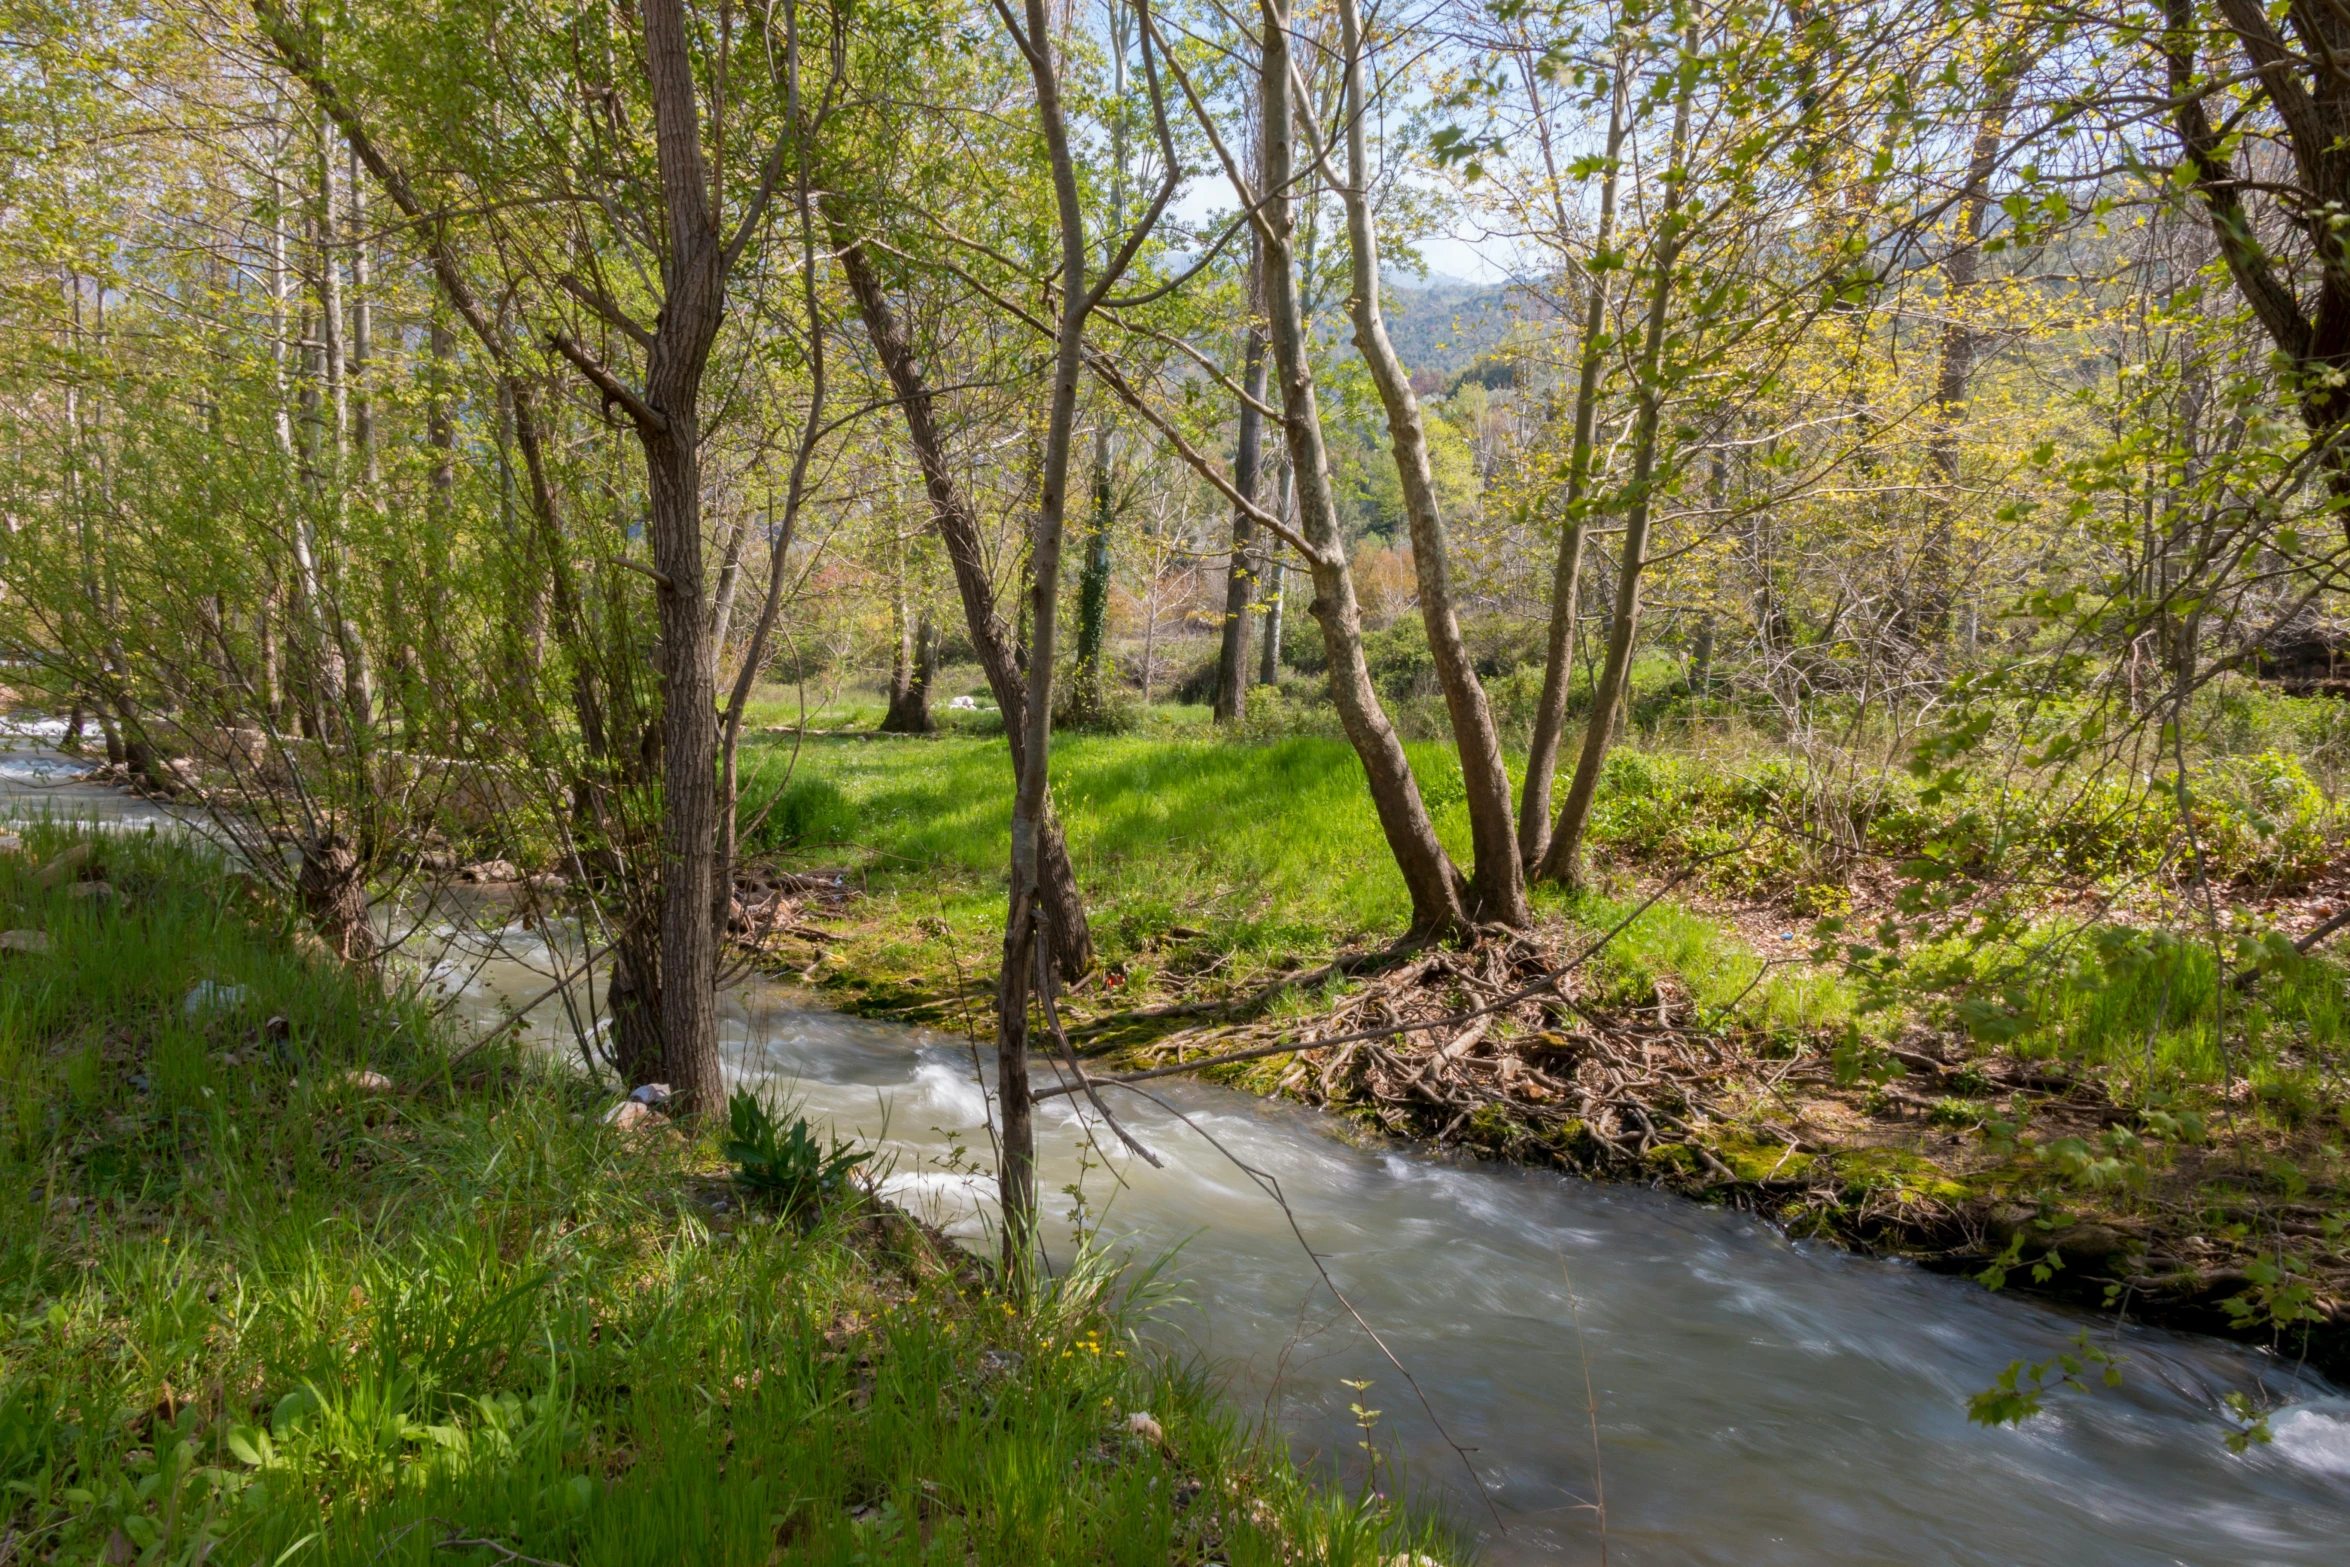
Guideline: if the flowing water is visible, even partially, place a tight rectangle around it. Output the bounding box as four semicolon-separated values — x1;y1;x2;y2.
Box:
9;742;2350;1565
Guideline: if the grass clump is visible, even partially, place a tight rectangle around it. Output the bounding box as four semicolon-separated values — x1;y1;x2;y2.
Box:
0;827;1457;1566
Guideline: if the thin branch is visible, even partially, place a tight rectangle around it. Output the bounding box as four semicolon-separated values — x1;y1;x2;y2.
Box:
547;330;669;433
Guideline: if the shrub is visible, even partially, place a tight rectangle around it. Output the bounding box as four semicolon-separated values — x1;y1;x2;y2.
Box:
2188;749;2338;887
722;1089;872;1212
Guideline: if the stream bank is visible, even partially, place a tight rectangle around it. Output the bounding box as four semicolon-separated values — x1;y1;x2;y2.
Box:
776;899;2350;1387
0;817;1458;1567
26;741;2350;1563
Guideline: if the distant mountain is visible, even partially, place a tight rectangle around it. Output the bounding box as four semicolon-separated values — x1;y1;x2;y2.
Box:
1377;276;1553;377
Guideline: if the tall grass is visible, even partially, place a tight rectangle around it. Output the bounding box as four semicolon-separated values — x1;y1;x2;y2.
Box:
0;828;1458;1565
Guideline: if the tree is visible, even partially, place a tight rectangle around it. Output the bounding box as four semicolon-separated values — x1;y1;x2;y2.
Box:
1539;15;1699;890
1212;240;1269;724
257;0;842;1112
1335;0;1529;926
985;0;1176;1272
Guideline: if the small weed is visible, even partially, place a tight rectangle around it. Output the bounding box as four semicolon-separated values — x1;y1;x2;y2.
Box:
723;1087;872;1212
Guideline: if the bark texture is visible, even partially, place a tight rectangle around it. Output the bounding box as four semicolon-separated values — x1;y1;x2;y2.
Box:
1259;0;1468;938
837;233;1095;979
1336;0;1525;928
881;611;937;734
1213;307;1268;724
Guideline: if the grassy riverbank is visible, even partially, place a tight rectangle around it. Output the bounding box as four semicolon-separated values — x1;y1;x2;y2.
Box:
0;827;1457;1566
740;722;2350;1376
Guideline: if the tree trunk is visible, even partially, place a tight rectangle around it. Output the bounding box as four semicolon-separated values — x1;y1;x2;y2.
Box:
1214;278;1267;724
314;113;370;730
991;0;1100;1279
882;605;938;734
1520;63;1628;871
627;0;732;1116
1538;32;1698;891
1918;81;2015;637
605;932;667;1089
1336;0;1525;928
1259;463;1290;686
298;830;375;965
1068;424;1115;724
1260;0;1468;939
1067;16;1131;732
837;231;1094;978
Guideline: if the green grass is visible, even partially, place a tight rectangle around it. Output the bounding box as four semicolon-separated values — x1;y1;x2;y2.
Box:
1560;889;1854;1038
739;730;1477;961
1996;924;2350;1119
738;725;1880;1054
0;827;1458;1566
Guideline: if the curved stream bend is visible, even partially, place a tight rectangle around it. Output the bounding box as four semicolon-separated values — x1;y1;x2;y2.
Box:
7;746;2346;1567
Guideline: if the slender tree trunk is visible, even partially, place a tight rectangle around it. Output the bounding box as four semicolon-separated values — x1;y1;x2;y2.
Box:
1259;461;1290;686
1336;0;1524;928
989;0;1103;1279
315;113;370;728
1918;81;2014;638
708;503;754;674
1260;0;1468;938
1069;423;1115;723
1214;273;1267;723
1520;61;1628;870
349;144;379;492
1068;15;1131;730
1538;34;1698;890
837;233;1094;977
881;526;937;733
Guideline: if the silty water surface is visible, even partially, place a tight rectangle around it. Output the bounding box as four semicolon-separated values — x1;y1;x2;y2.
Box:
9;744;2348;1566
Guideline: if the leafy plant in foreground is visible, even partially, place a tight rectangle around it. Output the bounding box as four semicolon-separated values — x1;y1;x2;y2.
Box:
722;1088;871;1213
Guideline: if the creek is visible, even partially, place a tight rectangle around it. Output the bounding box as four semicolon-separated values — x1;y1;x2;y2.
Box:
8;741;2349;1566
